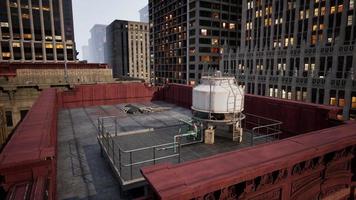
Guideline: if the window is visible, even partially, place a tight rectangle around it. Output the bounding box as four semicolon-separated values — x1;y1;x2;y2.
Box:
229;23;235;29
12;42;21;47
348;15;353;26
211;38;219;45
5;111;13;127
352;97;356;108
351;0;355;10
200;29;207;36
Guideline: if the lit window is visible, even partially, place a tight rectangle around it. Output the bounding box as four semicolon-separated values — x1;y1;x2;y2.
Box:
314;8;319;16
200;29;207;36
321;7;326;15
351;0;355;10
56;44;64;49
348;15;353;26
229;23;235;29
12;42;21;47
0;22;9;27
2;52;11;58
23;34;32;39
42;6;50;11
211;38;219;45
310;63;315;71
55;35;62;40
352;97;356;108
311;35;317;45
338;5;343;12
330;97;336;106
313;25;318;31
22;14;30;19
331;6;336;14
45;43;53;48
299;11;304;20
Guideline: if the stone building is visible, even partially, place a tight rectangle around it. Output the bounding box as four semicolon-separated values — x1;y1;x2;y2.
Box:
105;20;150;82
0;62;114;143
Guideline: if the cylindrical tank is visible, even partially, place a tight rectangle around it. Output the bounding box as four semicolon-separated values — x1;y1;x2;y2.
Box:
192;74;244;114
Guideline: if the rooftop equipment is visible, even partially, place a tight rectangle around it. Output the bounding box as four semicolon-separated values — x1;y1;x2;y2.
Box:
192;71;245;142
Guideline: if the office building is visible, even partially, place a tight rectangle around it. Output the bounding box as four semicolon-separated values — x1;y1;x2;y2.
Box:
0;0;76;62
139;5;148;23
82;45;89;61
88;24;106;63
149;0;242;84
105;20;150;82
222;0;356;120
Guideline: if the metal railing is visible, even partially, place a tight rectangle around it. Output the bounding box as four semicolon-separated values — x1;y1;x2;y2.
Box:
243;113;282;146
97;116;191;183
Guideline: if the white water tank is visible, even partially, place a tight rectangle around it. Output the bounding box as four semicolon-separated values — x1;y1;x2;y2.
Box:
192;75;244;114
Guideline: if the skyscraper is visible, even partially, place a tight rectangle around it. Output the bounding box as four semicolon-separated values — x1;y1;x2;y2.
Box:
139;5;148;23
88;24;106;63
223;0;356;120
149;0;242;85
105;20;150;82
0;0;76;62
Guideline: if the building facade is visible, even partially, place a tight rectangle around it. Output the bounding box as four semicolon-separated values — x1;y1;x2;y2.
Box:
0;0;76;62
0;62;114;143
105;20;150;82
139;5;149;23
222;0;356;120
149;0;242;85
88;24;106;63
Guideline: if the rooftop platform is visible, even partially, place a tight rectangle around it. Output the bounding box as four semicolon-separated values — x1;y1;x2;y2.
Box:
57;101;278;198
0;83;344;200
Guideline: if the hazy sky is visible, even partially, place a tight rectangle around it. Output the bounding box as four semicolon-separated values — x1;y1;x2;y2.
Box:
72;0;148;59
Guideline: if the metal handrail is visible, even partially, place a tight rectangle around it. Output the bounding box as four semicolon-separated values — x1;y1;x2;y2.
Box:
250;119;282;145
122;153;180;167
121;141;179;153
97;116;183;181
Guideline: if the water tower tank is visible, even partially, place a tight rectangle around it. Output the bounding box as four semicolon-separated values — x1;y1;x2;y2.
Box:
192;73;244;115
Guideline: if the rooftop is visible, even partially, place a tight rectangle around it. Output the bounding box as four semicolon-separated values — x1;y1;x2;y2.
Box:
0;83;345;200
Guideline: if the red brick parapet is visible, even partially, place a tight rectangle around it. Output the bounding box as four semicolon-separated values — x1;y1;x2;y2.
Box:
141;122;356;200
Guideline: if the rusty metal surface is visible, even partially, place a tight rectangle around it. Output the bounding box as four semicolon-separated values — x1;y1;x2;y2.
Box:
59;83;159;108
0;89;57;200
141;122;356;200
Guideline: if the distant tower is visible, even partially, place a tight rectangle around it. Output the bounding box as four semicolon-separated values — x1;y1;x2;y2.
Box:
88;24;106;63
139;5;148;23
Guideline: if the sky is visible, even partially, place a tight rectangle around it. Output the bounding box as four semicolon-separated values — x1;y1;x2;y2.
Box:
72;0;148;59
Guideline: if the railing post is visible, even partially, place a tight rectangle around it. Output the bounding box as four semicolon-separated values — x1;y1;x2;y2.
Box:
112;139;115;166
119;148;122;175
153;147;156;165
97;118;100;134
251;130;254;146
115;117;117;136
130;152;133;180
178;141;181;163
